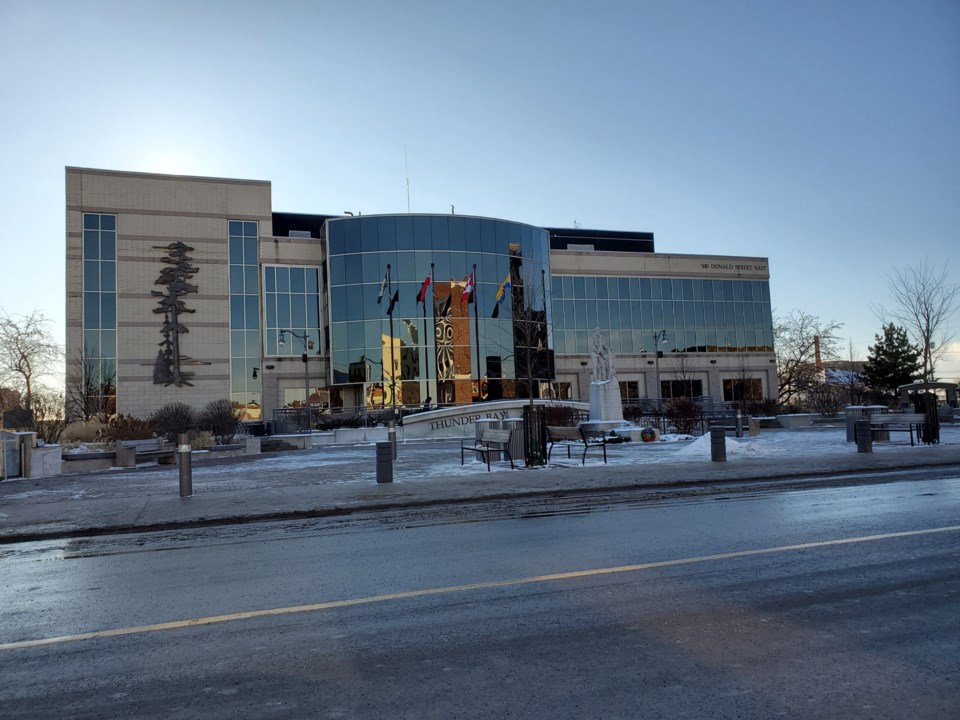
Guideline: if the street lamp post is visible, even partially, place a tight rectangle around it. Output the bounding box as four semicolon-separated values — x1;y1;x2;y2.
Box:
653;329;668;412
279;329;312;431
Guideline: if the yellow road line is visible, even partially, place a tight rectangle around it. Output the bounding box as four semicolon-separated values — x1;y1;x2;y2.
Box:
3;524;958;652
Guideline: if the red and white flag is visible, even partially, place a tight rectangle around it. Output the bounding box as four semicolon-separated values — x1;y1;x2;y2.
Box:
461;271;475;304
416;273;432;305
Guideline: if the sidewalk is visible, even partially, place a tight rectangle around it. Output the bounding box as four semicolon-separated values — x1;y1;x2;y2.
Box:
1;427;958;543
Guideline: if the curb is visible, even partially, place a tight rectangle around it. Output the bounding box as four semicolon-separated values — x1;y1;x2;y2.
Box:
3;458;958;545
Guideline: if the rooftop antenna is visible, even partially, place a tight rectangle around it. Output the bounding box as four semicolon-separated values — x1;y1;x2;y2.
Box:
405;145;411;213
451;204;455;215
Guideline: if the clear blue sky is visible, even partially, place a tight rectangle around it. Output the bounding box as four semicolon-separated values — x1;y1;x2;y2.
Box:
2;0;958;379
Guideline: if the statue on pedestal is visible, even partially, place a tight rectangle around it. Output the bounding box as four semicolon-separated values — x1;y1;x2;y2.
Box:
588;328;624;424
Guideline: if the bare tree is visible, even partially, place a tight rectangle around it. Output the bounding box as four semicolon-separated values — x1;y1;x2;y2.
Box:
774;309;843;406
0;310;63;419
65;345;116;422
669;353;699;398
872;259;959;383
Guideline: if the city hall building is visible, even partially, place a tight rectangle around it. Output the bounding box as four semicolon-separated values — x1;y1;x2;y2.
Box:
65;167;776;421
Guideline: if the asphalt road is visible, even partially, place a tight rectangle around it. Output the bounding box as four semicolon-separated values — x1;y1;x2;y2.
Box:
1;471;958;719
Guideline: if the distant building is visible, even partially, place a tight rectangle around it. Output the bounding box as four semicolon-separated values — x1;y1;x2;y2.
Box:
65;167;777;420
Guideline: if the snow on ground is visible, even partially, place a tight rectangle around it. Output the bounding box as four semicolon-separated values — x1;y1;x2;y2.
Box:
126;424;960;484
6;426;956;499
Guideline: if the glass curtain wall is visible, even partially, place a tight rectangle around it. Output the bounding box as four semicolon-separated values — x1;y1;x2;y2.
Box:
81;213;117;417
228;221;261;417
326;215;552;408
551;276;773;356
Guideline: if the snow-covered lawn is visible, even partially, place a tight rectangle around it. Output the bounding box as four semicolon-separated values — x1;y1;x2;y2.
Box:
106;424;959;487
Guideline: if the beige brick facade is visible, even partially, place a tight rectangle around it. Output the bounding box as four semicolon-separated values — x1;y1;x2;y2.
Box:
66;168;272;418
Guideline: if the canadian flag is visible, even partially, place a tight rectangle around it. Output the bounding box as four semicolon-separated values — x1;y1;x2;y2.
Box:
461;271;475;303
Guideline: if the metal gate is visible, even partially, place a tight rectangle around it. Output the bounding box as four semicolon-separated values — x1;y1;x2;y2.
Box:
1;431;20;479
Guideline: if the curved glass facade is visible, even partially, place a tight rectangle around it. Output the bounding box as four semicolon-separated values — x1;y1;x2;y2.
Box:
327;215;551;405
551;275;773;355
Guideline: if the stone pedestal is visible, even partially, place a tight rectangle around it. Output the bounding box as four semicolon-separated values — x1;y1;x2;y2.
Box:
588;379;623;424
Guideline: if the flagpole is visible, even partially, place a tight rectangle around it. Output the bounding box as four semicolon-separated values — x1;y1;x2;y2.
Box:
472;264;481;401
387;264;396;413
424;263;433;405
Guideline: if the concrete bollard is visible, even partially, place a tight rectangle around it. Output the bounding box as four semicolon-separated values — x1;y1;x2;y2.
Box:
376;441;393;483
178;433;193;497
855;420;873;453
388;420;397;462
710;426;727;462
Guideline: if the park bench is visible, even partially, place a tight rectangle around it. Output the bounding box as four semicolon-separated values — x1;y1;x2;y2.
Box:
868;413;928;446
115;438;178;467
546;426;611;465
460;429;515;471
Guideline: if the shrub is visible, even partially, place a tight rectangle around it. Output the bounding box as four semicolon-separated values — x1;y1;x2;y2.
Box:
191;431;213;450
664;397;702;435
806;382;846;418
105;414;154;441
199;399;242;445
150;402;198;442
623;403;651;425
62;420;105;443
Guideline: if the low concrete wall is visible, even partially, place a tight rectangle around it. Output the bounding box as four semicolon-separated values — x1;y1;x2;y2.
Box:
777;414;814;428
61;453;115;474
28;445;63;478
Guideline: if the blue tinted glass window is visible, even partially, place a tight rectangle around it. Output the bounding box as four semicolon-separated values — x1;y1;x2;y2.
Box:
276;266;289;292
276;296;290;327
595;277;608;299
230;295;244;328
394;215;414;250
100;262;115;291
100;232;115;260
229;237;242;263
84;261;99;291
100;294;116;327
101;330;116;358
230;266;244;293
290;267;305;293
83;232;98;260
344;254;362;284
377;216;396;252
573;276;585;298
244;237;257;265
84;214;100;230
449;217;466;252
430;216;449;250
480;220;497;253
291;295;306;327
245;296;259;329
552;276;563;298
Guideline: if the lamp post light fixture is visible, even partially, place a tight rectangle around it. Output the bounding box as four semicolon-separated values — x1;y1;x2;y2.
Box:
279;329;313;429
653;329;668;411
